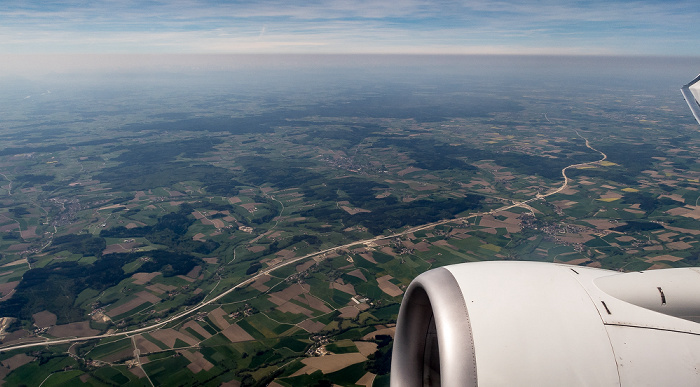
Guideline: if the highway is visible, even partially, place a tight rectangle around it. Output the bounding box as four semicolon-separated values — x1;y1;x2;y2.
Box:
0;130;607;353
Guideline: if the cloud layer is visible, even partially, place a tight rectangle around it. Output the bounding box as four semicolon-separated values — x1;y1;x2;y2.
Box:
1;0;698;56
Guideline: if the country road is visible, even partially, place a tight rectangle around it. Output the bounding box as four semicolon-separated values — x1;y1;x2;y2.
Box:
0;130;606;353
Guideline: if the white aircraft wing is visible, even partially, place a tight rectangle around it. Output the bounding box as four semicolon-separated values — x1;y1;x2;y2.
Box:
681;74;700;125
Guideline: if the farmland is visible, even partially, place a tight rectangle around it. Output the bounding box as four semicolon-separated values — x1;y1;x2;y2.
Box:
0;56;700;385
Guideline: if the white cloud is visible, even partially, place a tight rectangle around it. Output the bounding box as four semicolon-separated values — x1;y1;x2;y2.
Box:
0;0;698;56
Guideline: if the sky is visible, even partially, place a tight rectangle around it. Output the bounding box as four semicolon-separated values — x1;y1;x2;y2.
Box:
1;0;699;75
2;0;700;56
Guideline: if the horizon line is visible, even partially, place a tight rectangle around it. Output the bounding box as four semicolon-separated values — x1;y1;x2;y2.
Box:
3;52;699;78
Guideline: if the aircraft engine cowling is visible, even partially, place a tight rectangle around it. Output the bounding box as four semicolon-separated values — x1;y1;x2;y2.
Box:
391;261;700;387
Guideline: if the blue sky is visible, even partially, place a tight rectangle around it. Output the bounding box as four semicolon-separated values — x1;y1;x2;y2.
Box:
1;0;699;57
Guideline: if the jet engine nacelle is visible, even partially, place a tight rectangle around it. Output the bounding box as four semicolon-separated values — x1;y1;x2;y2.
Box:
391;261;700;386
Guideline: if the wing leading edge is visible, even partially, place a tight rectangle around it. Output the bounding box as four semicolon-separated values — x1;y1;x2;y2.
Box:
681;74;700;125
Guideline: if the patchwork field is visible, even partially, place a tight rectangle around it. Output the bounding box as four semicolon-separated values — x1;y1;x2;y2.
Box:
1;57;699;386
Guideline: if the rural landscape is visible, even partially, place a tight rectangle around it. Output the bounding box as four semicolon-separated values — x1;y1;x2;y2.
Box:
0;56;699;386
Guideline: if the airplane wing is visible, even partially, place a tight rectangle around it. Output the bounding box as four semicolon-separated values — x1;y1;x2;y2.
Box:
391;261;700;386
681;74;700;125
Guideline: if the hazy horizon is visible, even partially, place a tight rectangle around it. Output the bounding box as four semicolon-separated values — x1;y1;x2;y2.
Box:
2;53;699;80
3;54;699;138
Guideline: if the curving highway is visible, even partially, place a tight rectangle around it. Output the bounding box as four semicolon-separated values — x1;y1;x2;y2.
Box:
0;130;607;353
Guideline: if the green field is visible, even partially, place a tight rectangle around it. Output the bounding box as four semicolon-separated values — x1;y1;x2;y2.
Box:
1;56;699;386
